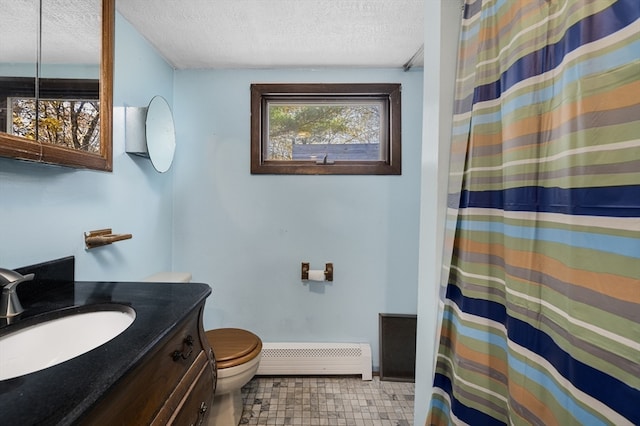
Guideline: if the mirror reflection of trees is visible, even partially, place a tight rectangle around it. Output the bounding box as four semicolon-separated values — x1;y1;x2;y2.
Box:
0;0;113;171
11;98;100;153
267;104;381;160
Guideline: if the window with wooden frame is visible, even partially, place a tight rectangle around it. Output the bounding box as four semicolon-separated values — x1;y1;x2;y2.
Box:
250;83;401;175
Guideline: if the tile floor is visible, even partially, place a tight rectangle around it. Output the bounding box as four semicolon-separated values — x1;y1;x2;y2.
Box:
240;375;415;426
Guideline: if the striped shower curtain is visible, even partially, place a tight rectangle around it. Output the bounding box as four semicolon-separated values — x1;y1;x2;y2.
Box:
428;0;639;425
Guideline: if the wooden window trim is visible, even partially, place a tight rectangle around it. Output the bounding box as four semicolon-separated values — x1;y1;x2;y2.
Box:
250;83;401;175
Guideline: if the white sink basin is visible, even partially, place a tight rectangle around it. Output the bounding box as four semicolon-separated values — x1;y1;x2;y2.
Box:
0;307;135;380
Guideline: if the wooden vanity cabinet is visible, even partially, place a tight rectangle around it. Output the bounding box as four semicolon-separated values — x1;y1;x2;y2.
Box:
82;304;216;425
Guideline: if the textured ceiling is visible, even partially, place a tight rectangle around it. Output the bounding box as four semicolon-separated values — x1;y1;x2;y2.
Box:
116;0;425;69
2;0;101;64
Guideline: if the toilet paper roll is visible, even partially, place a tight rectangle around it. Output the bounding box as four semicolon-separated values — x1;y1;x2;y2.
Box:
307;269;326;281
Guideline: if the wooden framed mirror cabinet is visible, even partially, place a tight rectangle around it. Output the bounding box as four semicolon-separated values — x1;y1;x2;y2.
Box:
0;0;114;171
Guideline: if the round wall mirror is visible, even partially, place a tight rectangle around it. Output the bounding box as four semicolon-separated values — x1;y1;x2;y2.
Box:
145;96;176;173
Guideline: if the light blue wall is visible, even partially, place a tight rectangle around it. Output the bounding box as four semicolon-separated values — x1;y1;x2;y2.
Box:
0;64;98;79
0;13;175;280
171;68;424;370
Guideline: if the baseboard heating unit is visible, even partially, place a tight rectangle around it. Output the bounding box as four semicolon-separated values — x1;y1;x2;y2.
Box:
256;342;372;380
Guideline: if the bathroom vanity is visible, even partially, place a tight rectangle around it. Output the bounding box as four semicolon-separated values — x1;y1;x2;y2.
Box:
0;277;216;425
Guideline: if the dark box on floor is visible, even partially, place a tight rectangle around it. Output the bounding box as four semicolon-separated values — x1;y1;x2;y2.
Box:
379;313;417;382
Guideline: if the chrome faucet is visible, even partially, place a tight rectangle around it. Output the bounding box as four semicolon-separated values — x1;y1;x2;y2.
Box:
0;268;35;318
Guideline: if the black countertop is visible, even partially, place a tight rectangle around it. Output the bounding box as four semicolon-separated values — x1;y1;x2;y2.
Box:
0;280;212;425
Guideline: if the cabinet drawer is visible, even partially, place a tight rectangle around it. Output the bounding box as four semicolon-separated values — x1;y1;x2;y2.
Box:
82;312;206;425
152;350;214;426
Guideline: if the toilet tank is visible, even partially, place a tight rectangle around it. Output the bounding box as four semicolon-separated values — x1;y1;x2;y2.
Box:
143;272;192;283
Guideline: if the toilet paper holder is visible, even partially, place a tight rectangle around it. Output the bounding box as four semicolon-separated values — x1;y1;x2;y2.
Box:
301;262;333;282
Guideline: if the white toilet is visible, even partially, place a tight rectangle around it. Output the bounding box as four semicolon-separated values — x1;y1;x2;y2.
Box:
143;271;193;283
206;328;262;425
144;272;262;426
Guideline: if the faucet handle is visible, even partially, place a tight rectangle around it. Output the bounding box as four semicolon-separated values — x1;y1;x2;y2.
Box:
0;269;34;318
0;268;35;292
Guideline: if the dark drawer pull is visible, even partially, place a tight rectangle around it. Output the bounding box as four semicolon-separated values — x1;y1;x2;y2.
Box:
172;335;194;361
198;401;208;424
190;401;208;426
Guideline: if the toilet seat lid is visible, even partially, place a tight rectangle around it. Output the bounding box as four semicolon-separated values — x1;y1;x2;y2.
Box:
206;328;262;368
